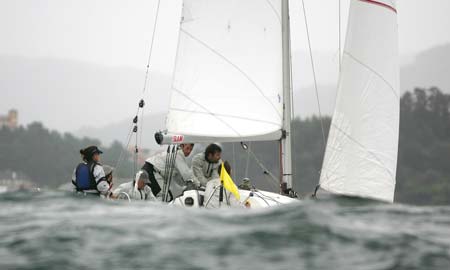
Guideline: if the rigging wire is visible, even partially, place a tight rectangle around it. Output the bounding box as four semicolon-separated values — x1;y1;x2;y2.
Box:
314;0;344;196
134;126;138;176
232;143;236;179
114;0;162;176
141;0;162;96
114;107;140;174
241;142;279;190
138;0;162;152
138;0;162;156
300;0;327;151
138;104;145;161
244;142;252;178
162;145;178;202
243;144;280;190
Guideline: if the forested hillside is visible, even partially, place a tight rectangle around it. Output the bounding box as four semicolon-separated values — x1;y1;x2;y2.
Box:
0;123;133;187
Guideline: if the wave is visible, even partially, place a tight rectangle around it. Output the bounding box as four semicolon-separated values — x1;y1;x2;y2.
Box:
0;190;449;270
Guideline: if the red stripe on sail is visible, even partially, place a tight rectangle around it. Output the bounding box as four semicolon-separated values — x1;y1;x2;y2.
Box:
358;0;397;14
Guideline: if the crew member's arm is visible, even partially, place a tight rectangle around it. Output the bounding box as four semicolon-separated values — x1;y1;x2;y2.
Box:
93;165;110;196
71;168;77;189
175;154;200;187
143;185;156;200
112;183;125;196
192;155;208;187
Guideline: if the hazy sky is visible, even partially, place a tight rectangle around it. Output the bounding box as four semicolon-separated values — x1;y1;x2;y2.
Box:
1;0;449;73
0;0;449;132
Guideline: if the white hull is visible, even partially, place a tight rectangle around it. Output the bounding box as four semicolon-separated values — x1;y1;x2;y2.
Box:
171;188;298;209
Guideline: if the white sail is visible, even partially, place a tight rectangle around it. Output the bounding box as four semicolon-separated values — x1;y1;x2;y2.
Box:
164;0;283;142
319;0;400;202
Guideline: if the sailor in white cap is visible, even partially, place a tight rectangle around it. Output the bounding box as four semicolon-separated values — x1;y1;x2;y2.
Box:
112;171;155;201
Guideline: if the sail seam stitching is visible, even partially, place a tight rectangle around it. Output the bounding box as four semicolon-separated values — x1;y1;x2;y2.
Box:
344;51;399;99
180;29;283;120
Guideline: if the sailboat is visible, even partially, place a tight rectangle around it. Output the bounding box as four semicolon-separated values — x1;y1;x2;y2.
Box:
142;0;399;207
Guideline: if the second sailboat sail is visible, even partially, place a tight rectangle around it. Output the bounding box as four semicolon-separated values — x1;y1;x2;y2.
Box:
320;0;400;202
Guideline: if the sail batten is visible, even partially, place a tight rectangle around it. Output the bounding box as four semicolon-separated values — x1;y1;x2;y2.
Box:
319;0;399;202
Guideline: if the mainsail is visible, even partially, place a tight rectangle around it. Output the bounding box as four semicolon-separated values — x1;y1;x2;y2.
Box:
160;0;284;144
319;0;400;202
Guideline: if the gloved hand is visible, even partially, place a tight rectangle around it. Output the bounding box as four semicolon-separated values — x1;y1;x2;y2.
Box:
143;185;152;194
185;179;200;190
193;179;201;188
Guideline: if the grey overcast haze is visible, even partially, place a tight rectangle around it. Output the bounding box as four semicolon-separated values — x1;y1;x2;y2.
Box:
1;0;449;144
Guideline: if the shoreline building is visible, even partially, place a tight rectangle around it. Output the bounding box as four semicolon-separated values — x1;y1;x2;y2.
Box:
0;109;18;129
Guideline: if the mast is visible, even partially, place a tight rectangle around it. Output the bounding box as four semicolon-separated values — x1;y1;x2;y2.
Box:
281;0;293;193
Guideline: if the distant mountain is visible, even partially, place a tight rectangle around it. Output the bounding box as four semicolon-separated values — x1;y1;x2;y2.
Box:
0;55;172;132
401;44;450;92
75;113;166;149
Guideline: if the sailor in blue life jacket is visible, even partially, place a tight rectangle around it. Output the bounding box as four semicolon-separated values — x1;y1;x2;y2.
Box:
71;146;112;197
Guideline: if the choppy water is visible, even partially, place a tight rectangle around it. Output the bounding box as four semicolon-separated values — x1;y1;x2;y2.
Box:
0;191;449;270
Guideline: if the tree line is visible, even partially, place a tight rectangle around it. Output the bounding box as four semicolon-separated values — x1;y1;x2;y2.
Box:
0;123;133;187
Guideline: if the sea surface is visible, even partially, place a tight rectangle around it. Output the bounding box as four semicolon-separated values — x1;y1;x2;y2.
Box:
0;190;449;270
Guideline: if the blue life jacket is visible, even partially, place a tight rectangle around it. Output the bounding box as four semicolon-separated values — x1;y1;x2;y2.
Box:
74;162;97;191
